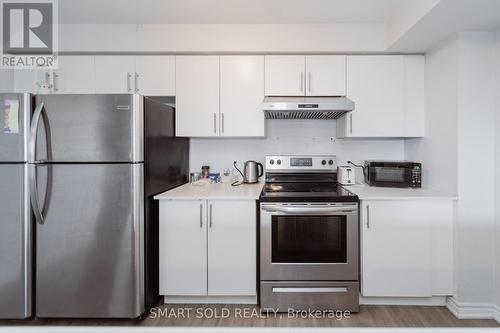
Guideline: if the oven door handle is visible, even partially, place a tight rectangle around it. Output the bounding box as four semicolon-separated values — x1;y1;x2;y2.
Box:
272;287;348;293
261;206;357;214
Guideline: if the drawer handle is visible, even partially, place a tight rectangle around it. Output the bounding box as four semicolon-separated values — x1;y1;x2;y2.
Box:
272;287;348;293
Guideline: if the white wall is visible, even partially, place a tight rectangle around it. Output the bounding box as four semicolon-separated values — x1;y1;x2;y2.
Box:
404;37;458;194
58;23;387;53
190;119;405;179
495;30;500;319
455;32;496;305
407;32;497;310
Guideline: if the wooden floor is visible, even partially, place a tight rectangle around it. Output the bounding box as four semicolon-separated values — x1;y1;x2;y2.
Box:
1;304;499;327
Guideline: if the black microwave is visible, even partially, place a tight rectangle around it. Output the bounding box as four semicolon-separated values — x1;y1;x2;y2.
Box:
364;161;422;188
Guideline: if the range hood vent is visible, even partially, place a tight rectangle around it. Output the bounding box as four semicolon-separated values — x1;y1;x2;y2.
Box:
262;97;354;120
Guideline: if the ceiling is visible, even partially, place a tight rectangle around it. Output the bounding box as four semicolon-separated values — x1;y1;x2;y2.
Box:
58;0;412;24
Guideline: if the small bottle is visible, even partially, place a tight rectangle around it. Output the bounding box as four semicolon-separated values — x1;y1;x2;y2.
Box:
201;166;210;179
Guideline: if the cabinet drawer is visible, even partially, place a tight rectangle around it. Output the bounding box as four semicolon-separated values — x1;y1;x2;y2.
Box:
260;281;359;312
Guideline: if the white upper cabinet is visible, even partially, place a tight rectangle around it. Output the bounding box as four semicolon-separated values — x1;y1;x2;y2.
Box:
94;56;136;93
175;56;220;137
13;69;48;93
12;56;95;94
134;56;175;96
305;55;346;96
403;55;425;137
343;55;405;137
52;56;95;94
265;56;305;96
0;69;14;92
220;56;265;137
265;55;347;96
176;55;265;138
337;55;425;138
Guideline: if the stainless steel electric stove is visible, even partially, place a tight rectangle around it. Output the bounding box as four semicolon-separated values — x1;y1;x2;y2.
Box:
259;155;359;313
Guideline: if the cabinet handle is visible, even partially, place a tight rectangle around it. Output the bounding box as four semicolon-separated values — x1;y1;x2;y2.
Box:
349;114;353;134
199;204;203;228
127;72;132;92
45;72;51;86
300;72;304;92
221;113;225;134
308;72;311;93
209;204;213;228
134;72;139;93
213;113;217;134
53;71;59;92
366;205;370;229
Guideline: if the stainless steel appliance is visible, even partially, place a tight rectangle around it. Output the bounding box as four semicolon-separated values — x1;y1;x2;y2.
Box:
262;97;354;119
259;155;359;312
364;160;422;188
338;166;355;185
0;93;189;319
0;93;32;319
234;160;264;184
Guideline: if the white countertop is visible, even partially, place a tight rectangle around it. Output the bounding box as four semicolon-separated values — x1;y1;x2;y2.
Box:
344;183;457;200
154;181;264;200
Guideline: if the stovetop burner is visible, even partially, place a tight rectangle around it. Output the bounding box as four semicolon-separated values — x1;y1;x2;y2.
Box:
259;155;359;202
261;182;358;202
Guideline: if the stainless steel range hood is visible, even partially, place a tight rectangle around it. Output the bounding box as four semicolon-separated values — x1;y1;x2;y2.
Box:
262;97;354;119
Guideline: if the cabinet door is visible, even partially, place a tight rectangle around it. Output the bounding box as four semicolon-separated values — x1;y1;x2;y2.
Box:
207;200;256;296
265;56;305;96
345;56;405;137
13;69;43;93
361;200;431;297
52;56;95;94
175;56;220;137
305;56;346;96
403;55;425;137
0;69;14;92
94;56;135;93
135;56;175;96
159;200;207;296
220;56;265;137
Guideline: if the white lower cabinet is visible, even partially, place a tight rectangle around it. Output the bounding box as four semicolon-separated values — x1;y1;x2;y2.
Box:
159;199;256;298
360;200;454;297
208;200;256;295
160;200;207;296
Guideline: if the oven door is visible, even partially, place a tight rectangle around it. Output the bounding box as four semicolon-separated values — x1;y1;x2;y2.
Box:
260;202;358;281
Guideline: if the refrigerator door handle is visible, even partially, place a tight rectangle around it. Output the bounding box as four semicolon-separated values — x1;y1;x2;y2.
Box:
28;102;53;225
28;164;45;224
29;102;53;163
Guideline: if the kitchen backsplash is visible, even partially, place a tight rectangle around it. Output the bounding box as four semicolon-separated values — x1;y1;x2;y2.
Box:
189;120;405;182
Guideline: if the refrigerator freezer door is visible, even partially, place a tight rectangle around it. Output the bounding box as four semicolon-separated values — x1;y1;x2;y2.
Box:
0;93;30;162
0;164;31;319
35;163;144;318
33;94;144;163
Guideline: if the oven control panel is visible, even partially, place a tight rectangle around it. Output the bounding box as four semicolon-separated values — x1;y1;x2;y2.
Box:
266;155;337;172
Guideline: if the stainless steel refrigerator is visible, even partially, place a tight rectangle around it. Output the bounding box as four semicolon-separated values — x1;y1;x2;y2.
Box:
0;93;32;319
0;93;189;319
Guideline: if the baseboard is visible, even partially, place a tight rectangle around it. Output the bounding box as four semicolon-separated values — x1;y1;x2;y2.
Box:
360;296;447;306
164;295;257;305
494;304;500;323
446;296;500;323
